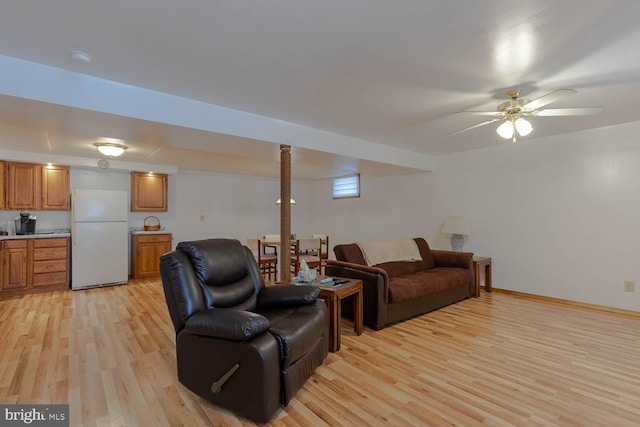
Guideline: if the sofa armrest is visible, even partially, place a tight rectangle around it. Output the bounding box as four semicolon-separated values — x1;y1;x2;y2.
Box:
325;260;389;330
185;309;271;341
431;250;473;270
325;260;390;282
257;284;319;309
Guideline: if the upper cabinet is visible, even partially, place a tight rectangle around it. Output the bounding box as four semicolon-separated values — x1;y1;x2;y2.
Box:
41;165;70;210
4;162;70;211
0;161;5;210
6;162;39;209
131;172;168;212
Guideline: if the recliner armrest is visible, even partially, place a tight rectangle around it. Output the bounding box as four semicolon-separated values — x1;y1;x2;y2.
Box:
185;309;270;341
257;284;319;309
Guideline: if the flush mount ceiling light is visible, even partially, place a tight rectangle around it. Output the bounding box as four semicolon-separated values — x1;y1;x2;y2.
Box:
94;142;128;157
71;51;92;64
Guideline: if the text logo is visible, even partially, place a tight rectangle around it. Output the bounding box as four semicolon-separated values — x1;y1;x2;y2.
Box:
1;405;69;426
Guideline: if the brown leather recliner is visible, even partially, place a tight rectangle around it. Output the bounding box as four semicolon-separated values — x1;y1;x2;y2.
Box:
160;238;328;423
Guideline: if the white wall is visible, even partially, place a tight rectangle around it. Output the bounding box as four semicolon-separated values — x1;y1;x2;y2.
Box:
171;171;311;246
308;121;640;312
307;172;439;245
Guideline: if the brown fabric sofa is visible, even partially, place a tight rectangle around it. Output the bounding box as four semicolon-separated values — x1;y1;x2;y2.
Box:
325;237;474;330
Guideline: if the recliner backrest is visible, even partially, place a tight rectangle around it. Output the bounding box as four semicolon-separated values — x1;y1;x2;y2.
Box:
160;238;268;333
176;239;263;310
160;250;206;333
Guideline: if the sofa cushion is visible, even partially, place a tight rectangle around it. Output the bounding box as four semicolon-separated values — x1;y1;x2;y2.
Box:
334;243;367;265
356;239;421;265
413;238;436;269
387;267;473;303
376;260;424;278
335;238;437;272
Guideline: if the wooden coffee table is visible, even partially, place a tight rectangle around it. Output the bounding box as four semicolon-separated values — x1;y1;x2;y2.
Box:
316;278;363;352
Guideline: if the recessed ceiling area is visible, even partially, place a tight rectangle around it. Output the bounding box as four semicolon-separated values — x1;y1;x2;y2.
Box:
1;1;640;179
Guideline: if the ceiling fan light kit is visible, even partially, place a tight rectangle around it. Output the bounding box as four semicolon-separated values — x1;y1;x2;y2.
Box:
454;88;602;142
496;116;532;141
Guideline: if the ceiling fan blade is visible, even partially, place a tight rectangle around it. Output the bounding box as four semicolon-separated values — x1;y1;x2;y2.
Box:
523;89;577;111
535;107;603;116
455;111;501;116
450;117;503;135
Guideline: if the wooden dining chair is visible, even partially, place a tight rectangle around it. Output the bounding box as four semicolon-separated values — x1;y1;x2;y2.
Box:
290;238;322;275
311;234;329;262
246;238;278;281
261;234;280;257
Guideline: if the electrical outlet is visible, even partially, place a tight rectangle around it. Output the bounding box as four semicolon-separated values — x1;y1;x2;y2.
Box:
624;281;635;292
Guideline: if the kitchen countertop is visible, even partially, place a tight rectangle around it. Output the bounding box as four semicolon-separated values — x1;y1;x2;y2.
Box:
130;230;172;235
0;232;71;240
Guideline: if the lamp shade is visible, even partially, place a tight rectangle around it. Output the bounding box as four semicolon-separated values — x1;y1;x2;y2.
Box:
514;117;532;136
275;198;296;205
442;215;470;236
497;117;533;140
496;120;515;139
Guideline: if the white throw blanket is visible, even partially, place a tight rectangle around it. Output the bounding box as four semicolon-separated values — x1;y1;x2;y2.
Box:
356;239;422;266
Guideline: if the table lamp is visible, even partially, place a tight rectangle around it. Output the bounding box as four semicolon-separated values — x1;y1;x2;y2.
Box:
442;215;470;251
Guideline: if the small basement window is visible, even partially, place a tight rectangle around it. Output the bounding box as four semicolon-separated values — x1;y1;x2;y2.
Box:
332;174;360;199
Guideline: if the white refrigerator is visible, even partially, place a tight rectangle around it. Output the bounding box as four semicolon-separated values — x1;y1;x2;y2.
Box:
72;189;129;290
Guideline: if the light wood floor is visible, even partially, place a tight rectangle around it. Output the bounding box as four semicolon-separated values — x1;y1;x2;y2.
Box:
1;280;639;427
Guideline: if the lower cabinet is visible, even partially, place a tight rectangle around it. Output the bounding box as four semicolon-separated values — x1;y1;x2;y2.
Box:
2;240;28;290
131;233;172;279
32;238;70;287
0;237;70;296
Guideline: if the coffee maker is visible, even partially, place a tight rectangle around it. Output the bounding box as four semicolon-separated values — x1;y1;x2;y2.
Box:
14;211;37;235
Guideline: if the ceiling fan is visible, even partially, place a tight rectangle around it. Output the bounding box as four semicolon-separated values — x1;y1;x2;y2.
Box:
451;89;602;142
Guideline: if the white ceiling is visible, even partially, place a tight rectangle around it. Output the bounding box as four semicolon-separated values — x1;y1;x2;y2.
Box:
1;0;640;179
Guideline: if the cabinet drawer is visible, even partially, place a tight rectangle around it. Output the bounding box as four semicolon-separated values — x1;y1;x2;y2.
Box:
33;247;68;261
135;234;172;244
33;238;68;248
33;259;67;274
33;272;68;287
4;239;28;249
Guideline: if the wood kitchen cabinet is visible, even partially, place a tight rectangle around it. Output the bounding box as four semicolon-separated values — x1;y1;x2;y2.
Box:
131;172;168;212
131;233;172;278
31;237;69;287
2;239;29;291
0;237;70;296
4;161;70;211
0;161;5;210
6;162;39;210
41;165;70;210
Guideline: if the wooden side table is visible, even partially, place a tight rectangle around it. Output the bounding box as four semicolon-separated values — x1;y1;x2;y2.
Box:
317;279;363;352
472;256;492;297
